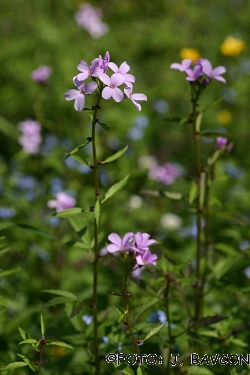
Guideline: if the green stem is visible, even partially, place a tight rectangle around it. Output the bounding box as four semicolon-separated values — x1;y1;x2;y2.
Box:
91;94;102;375
165;279;172;375
124;272;140;359
191;98;202;321
38;344;43;375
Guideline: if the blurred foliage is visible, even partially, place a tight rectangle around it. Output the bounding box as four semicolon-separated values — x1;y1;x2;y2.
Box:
0;0;250;374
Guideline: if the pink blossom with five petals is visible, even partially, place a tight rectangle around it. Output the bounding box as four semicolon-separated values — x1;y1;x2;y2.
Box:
64;78;98;111
124;87;147;111
108;61;135;88
99;72;125;102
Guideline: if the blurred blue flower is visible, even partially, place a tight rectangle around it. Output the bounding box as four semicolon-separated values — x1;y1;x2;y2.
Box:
239;240;250;251
147;310;167;324
244;266;250;279
50;178;65;195
102;336;109;344
223;88;237;103
0;207;16;218
224;162;245;178
133;114;149;129
82;315;93;325
48;217;60;228
41;134;59;156
127;127;144;141
153;99;169;114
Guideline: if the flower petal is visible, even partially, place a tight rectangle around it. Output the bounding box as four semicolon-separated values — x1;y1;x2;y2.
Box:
131;93;147;101
213;75;226;83
77;72;89;81
124;73;135;83
108;233;122;247
85;81;98;94
108;62;118;72
201;59;212;75
99;73;111;86
122;232;134;247
131;99;142;111
110;73;125;87
124;87;132;97
212;66;226;76
102;86;113;100
119;61;130;74
64;89;80;101
77;60;89;72
74;94;85;111
112;87;124;102
107;244;120;253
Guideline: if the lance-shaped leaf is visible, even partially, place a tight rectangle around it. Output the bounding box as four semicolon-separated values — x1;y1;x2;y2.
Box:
70;154;89;166
201;131;230;139
195;113;202;132
190;315;226;329
94;199;102;228
199;171;206;210
0;222;53;239
142;322;168;342
0;268;20;279
0;362;29;370
18;327;27;341
120;365;135;375
46;341;74;350
41;296;74;310
189;181;199;204
98;122;110;131
137;367;146;375
42;289;78;301
0;294;6;307
41;314;45;336
141;189;182;200
18;339;38;345
164;117;189;125
113;305;127;322
47;207;87;219
201;96;223;113
102;174;130;203
102;146;128;164
64;138;92;160
135;297;159;319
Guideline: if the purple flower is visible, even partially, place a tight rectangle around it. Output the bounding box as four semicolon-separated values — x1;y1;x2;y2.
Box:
136;249;158;266
200;59;226;83
18;119;42;154
99;51;110;73
74;3;109;38
170;59;192;72
124;87;147;111
64;78;97;111
109;61;135;88
107;232;134;253
99;73;125;102
227;142;234;152
130;232;157;253
148;162;184;185
76;58;102;81
47;192;76;212
31;65;52;83
216;137;228;149
186;64;203;81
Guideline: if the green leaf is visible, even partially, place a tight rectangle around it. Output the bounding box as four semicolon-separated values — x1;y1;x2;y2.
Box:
18;339;38;345
141;190;182;200
68;217;92;249
142;322;168;342
64;139;92;159
137;366;146;375
0;362;29;370
18;327;27;341
42;289;78;301
98;122;110;131
201;96;223;112
102;174;130;203
102;146;128;164
189;181;199;204
135;297;159;319
214;243;238;256
46;341;74;350
94;200;102;228
201;131;229;139
70;154;89;166
121;366;135;375
199;171;206;210
47;207;86;218
164;117;189;125
0;267;20;279
108;290;122;296
0;222;53;238
190;315;226;329
41;314;45;336
41;296;74;309
230;338;248;348
188;366;215;375
195;113;202;132
0;294;7;307
113;304;126;321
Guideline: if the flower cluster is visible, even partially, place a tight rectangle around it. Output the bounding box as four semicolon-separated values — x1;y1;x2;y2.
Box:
107;232;158;266
216;137;233;152
18;120;42;154
148;162;184;185
75;3;109;39
64;51;147;112
47;192;76;213
31;66;52;83
170;58;226;84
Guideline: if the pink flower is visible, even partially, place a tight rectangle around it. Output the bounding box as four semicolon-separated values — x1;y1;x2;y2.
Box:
99;73;125;102
170;59;192;72
74;3;109;38
136;250;158;266
200;59;226;83
31;66;52;83
47;192;76;213
130;232;157;253
18;120;42;154
124;86;147;111
107;232;134;253
64;78;97;111
109;61;135;88
216;137;228;149
77;58;102;81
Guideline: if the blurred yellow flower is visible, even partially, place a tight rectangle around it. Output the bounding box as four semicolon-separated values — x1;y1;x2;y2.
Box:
220;36;246;56
179;48;201;63
217;110;232;125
